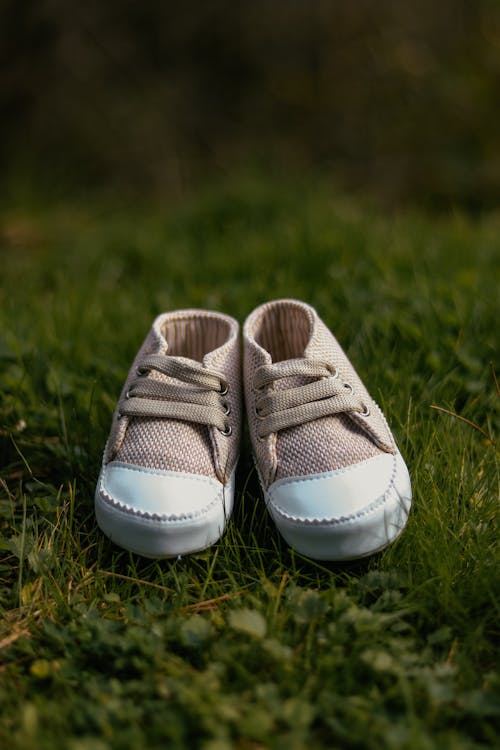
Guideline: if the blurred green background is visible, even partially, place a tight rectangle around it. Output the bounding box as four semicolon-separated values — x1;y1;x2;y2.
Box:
2;0;500;208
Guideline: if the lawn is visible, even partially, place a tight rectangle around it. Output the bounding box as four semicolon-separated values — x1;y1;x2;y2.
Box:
0;177;498;749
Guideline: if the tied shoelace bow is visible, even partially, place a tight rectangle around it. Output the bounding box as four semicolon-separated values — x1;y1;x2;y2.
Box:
118;354;232;435
254;358;369;438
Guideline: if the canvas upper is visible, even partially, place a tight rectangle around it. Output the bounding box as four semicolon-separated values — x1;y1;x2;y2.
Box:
243;299;411;560
95;309;241;557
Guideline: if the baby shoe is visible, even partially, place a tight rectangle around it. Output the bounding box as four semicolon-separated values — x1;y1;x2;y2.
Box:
95;310;241;557
243;299;412;560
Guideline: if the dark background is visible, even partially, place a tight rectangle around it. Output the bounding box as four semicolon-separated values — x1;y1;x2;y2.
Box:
2;0;500;208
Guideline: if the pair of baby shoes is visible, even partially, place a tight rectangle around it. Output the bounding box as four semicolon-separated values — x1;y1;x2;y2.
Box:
95;300;412;561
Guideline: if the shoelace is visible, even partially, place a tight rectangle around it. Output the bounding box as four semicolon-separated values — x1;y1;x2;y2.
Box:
254;358;367;438
118;354;232;435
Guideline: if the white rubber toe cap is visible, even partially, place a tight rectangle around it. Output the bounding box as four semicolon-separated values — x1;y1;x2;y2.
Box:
265;452;412;560
95;461;235;558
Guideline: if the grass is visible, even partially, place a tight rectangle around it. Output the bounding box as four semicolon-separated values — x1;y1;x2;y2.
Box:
0;177;499;749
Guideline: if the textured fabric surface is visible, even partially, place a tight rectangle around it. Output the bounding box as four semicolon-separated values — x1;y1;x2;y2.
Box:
105;310;241;483
276;415;381;480
243;299;395;488
254;359;363;436
119;355;230;431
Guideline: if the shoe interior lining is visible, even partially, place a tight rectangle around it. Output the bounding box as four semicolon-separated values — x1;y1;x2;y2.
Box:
254;303;311;362
162;316;231;362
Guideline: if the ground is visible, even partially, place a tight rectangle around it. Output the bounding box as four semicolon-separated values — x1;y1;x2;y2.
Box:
0;177;498;749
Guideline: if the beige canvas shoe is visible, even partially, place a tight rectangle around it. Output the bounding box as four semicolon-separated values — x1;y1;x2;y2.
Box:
95;310;241;557
243;299;412;560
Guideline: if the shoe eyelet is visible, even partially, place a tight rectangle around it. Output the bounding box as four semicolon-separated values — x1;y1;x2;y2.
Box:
343;382;354;394
219;424;232;436
219;381;229;396
254;405;264;420
136;366;150;376
125;389;132;399
222;402;231;416
327;364;339;379
359;404;371;417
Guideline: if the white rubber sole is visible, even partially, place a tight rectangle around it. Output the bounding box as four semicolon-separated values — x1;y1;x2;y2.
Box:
259;452;412;561
95;466;235;558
